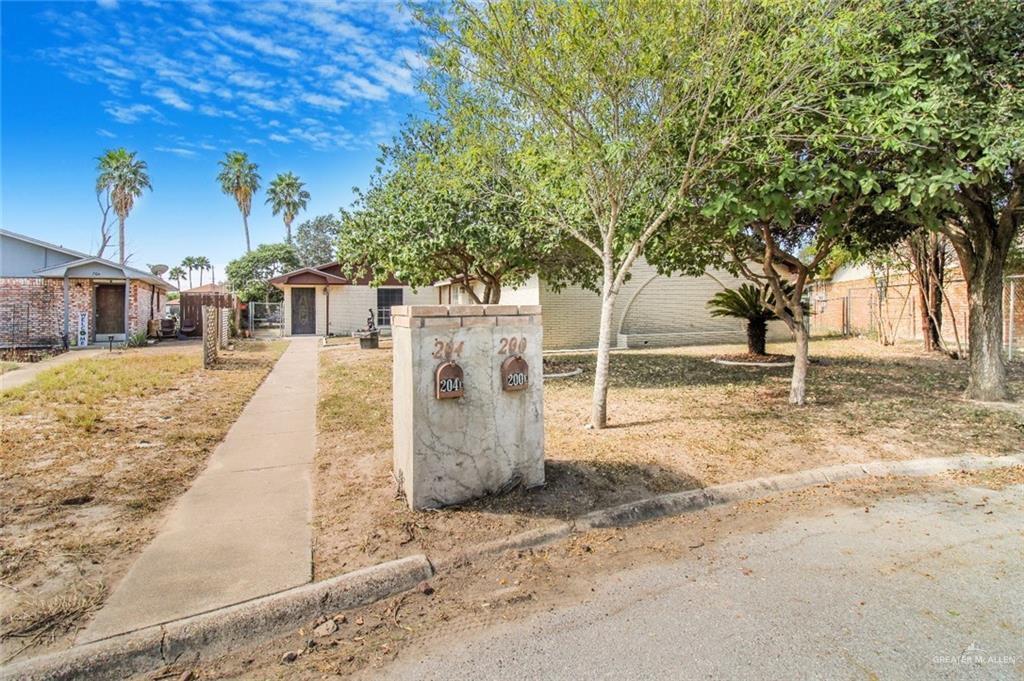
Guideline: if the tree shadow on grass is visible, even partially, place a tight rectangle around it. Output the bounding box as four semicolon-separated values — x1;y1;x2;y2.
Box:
443;458;703;521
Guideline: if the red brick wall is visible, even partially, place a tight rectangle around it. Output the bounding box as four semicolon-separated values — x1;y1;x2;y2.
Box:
0;277;63;346
0;277;167;347
810;274;1022;349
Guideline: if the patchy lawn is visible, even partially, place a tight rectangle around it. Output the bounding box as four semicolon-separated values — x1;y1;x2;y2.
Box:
0;362;20;375
0;339;286;661
312;338;1022;581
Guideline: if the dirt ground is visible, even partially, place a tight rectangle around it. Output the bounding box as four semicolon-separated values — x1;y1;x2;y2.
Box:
199;467;1024;680
311;337;1022;583
0;339;286;662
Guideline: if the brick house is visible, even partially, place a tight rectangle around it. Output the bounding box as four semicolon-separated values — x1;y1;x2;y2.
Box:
0;229;175;348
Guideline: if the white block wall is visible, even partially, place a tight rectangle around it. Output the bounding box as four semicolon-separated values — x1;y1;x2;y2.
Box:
281;284;436;336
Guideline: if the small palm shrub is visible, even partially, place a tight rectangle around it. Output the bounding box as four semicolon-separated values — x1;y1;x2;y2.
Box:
706;283;805;355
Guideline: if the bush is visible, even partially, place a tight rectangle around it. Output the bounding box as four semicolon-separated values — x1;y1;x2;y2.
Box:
127;329;148;347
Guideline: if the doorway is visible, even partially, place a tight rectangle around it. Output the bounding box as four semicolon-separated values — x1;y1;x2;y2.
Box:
291;287;316;335
94;284;126;340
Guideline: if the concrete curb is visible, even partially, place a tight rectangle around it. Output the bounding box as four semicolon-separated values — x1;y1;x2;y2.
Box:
579;454;1024;529
7;454;1022;679
5;555;433;681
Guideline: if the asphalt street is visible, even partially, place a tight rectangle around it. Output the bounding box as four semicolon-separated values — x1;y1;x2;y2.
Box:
382;483;1024;680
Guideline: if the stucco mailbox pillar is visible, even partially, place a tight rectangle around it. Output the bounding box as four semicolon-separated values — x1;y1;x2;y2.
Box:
392;304;544;510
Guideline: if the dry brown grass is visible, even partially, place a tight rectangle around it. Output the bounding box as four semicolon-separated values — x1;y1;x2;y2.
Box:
312;337;1022;580
0;339;286;659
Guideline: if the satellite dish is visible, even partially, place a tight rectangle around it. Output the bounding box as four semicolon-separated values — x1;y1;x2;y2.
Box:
150;264;169;276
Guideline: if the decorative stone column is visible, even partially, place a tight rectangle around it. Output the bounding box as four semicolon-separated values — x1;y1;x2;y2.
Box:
392;304;544;510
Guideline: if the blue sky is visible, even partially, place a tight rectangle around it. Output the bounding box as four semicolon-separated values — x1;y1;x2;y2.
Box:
2;0;429;280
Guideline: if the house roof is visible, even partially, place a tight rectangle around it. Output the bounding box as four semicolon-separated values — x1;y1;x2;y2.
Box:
3;228;176;291
270;262;403;288
182;282;229;294
0;228;91;260
35;257;177;291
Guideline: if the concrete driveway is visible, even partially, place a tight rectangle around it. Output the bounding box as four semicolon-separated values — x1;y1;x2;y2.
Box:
382;482;1024;680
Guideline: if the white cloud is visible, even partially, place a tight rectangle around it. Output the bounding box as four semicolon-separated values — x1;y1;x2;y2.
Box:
227;71;271;89
301;92;345;112
97;128;117;138
155;146;198;158
152;86;192;111
105;102;157;123
268;133;291;143
96;0;119;9
220;26;300;61
315;64;340;78
334;74;388;101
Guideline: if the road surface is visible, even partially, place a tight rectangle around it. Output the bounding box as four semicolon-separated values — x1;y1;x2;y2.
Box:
381;482;1023;680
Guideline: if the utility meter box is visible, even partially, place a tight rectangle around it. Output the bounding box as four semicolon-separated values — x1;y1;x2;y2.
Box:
391;304;544;510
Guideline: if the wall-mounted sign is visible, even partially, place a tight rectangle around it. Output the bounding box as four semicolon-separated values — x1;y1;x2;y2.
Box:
501;355;529;392
77;311;89;347
435;361;464;399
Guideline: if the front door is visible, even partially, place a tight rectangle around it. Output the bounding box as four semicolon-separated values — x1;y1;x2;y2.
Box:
95;284;126;338
291;288;316;335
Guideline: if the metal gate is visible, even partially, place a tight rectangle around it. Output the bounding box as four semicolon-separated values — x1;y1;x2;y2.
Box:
248;301;283;337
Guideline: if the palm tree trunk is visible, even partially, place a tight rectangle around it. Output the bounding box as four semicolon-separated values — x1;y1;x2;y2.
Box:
746;318;767;355
188;269;193;289
118;215;126;264
199;269;204;286
285;219;292;244
243;213;252;252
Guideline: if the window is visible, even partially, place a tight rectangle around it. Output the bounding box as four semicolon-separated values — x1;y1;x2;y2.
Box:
376;288;403;327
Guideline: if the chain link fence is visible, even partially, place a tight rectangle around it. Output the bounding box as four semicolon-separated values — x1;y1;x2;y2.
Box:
809;274;1022;361
246;301;283;338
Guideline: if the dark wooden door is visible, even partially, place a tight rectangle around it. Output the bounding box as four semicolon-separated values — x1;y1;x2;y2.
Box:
291;288;316;334
95;284;125;335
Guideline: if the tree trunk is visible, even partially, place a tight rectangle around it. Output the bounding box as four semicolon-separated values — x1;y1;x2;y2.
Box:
590;271;618;429
746;318;767;355
962;254;1008;401
199;269;204;286
118;215;126;265
285;219;292;244
242;213;252;253
790;320;809;405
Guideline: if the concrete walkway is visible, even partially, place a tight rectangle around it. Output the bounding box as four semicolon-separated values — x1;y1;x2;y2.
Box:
80;337;318;643
0;348;106;392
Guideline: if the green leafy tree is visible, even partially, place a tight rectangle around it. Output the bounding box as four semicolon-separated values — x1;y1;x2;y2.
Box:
339;118;594;303
95;148;151;264
217;151;261;253
168;265;186;290
266;171;310;244
294;214;342;267
225;243;300;302
861;0;1024;400
427;0;879;426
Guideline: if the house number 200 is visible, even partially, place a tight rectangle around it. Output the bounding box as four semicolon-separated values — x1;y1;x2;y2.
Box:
497;337;527;354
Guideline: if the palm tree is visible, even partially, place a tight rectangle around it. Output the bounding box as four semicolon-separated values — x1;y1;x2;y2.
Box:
95;148;152;264
217;151;260;252
194;256;212;286
265;172;310;243
707;283;805;356
180;256;198;289
168;266;186;290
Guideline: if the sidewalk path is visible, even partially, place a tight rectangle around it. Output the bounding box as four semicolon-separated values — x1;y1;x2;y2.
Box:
0;348;106;392
80;337;319;642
